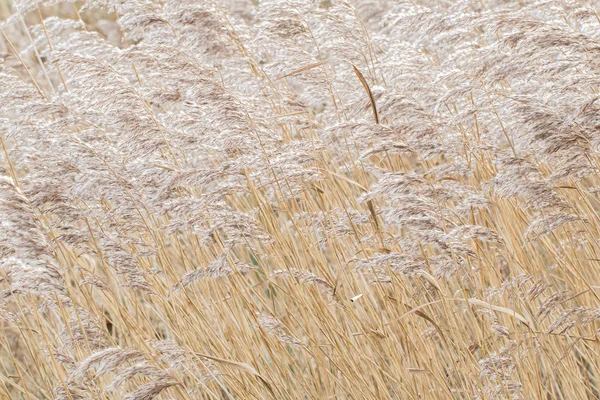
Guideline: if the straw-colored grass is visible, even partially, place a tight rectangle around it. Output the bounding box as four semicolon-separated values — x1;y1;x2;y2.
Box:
2;1;600;399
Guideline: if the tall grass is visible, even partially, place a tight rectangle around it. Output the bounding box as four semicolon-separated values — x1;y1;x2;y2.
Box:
1;0;600;398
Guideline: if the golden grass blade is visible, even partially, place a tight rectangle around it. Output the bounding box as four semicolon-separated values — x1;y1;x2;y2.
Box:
466;298;533;327
195;353;276;397
195;353;260;376
275;60;328;81
394;298;532;328
352;64;379;124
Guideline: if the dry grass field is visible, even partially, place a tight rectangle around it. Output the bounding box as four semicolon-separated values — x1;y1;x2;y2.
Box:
2;0;600;399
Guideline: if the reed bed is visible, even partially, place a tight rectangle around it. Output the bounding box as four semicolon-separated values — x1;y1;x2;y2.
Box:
1;0;600;398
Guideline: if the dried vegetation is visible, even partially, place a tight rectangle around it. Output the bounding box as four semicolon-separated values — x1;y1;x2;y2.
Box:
1;0;600;398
